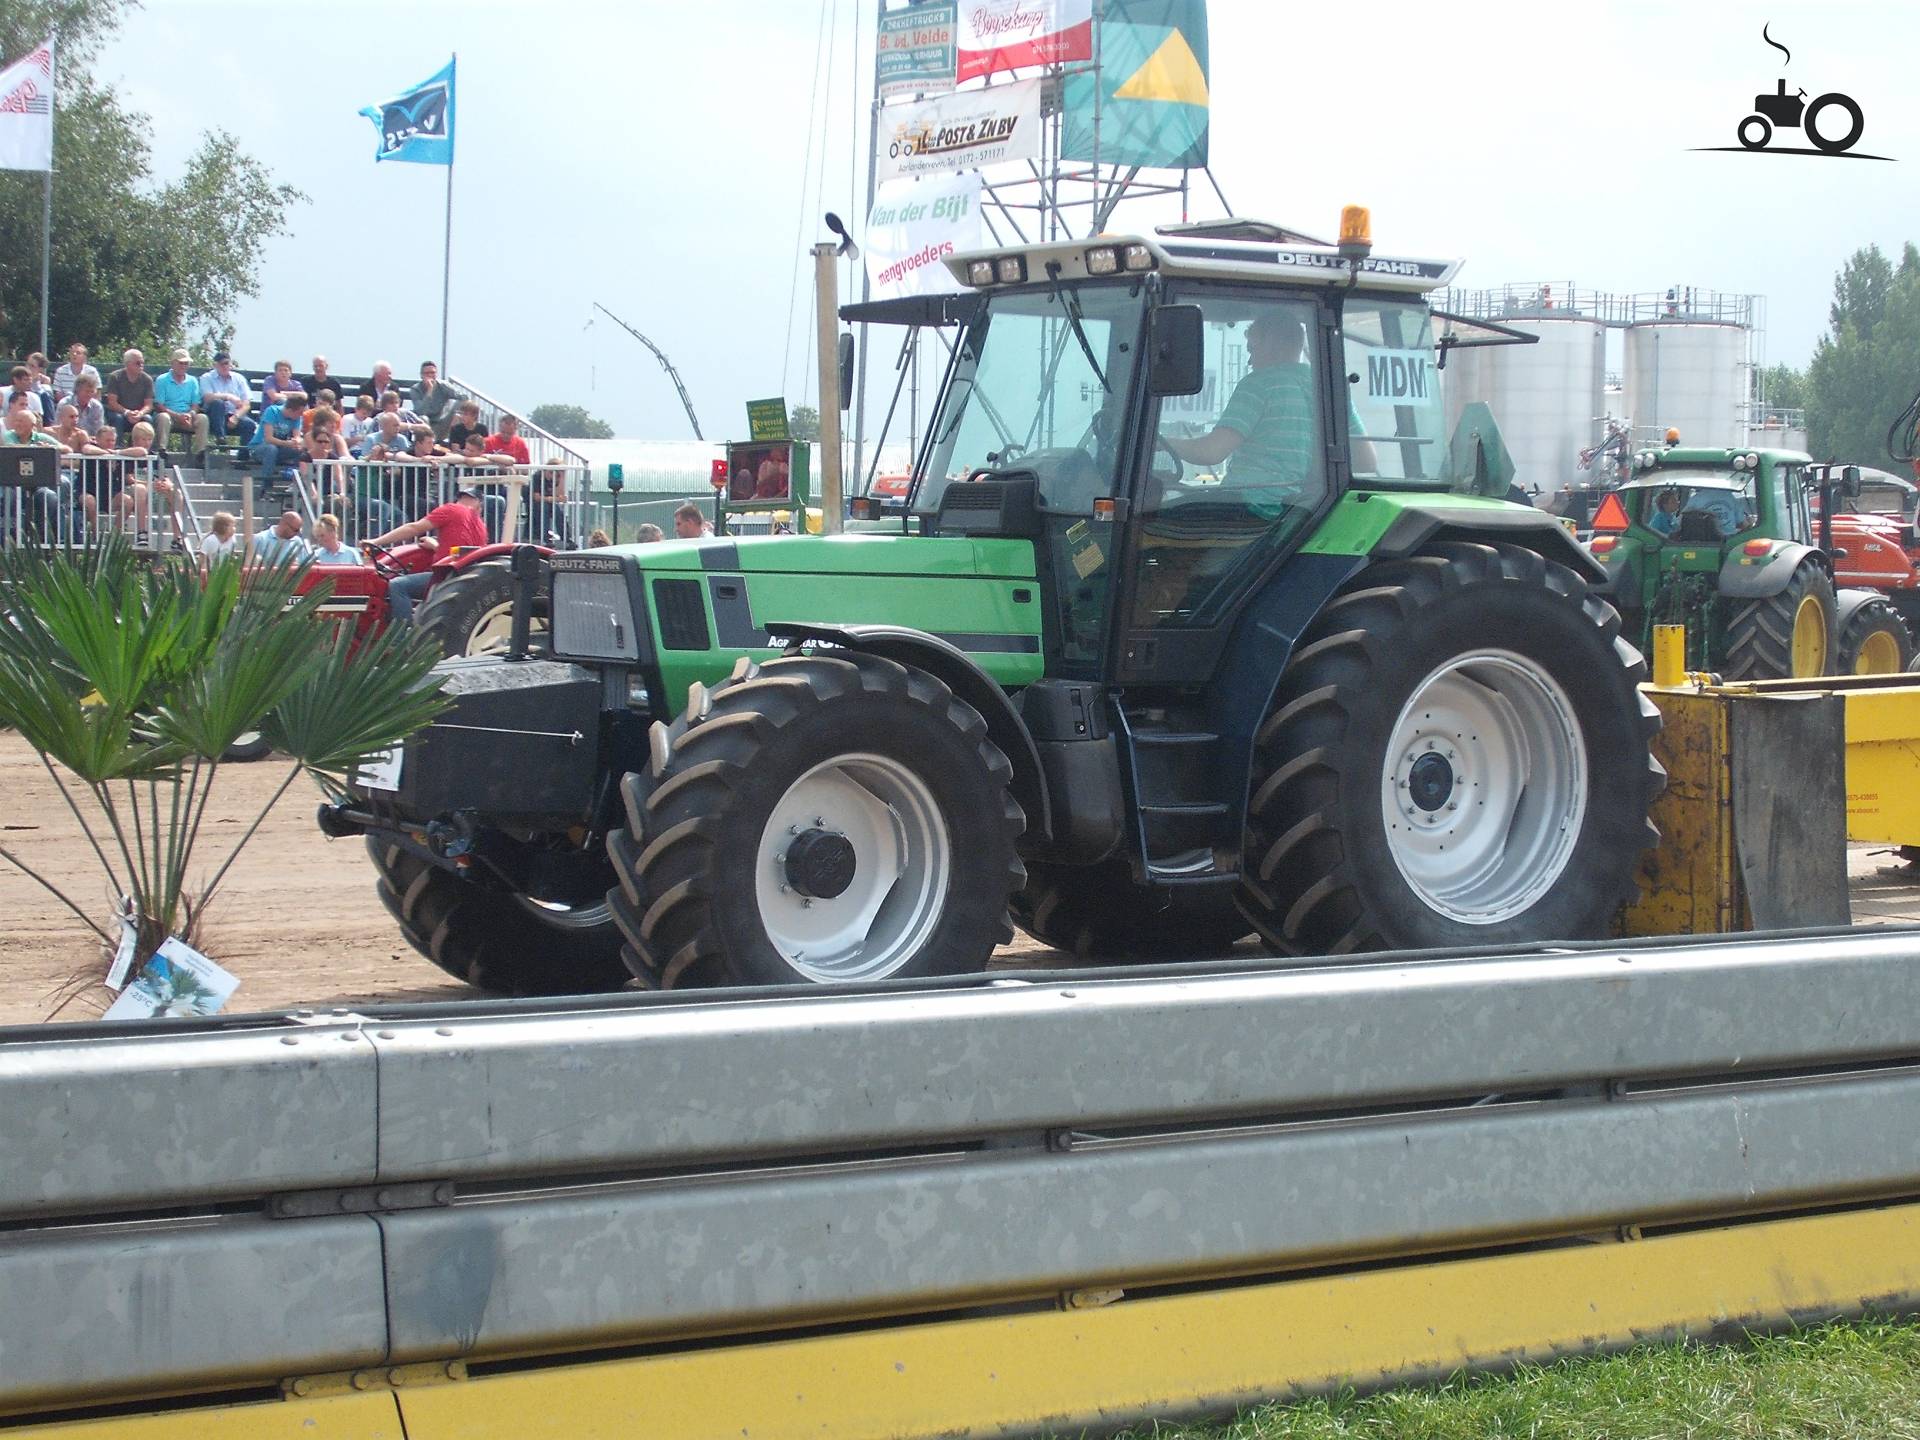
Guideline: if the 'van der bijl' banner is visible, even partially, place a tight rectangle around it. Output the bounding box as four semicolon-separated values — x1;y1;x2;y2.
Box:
875;77;1042;182
957;0;1093;83
865;172;983;300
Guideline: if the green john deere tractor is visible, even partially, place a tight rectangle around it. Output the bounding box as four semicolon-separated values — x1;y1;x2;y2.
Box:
1588;445;1914;677
325;217;1663;993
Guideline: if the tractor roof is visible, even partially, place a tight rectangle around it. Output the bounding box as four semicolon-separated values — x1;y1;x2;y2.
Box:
946;221;1462;296
1659;446;1814;466
1617;473;1749;492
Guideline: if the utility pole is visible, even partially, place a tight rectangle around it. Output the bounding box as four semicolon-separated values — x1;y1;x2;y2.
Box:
813;242;845;536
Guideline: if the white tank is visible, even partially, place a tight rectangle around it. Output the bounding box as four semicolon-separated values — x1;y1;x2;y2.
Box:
1624;322;1747;449
1444;316;1606;496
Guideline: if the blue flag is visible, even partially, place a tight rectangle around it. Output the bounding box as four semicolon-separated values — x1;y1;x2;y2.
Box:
360;58;455;165
1061;1;1207;170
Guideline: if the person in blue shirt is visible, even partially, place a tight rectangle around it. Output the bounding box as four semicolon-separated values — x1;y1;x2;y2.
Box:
309;513;364;565
1648;489;1681;536
251;510;311;564
199;351;256;446
152;350;208;456
250;393;309;502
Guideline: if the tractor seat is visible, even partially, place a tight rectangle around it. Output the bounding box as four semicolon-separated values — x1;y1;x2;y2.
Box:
1673;511;1725;544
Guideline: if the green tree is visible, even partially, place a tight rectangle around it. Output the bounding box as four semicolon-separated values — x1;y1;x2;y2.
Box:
1805;243;1920;464
528;403;615;440
788;404;821;442
1756;362;1807;414
0;0;302;359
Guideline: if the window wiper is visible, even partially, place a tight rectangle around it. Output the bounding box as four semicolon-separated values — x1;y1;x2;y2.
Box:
1045;260;1108;394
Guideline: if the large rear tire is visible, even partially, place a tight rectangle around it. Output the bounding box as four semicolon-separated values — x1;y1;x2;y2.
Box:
1836;594;1914;674
413;562;550;659
608;652;1025;989
1722;562;1836;680
1012;857;1251;959
1239;541;1662;956
367;838;628;995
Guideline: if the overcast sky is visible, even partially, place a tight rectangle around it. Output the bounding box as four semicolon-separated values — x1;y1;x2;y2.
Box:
92;0;1919;439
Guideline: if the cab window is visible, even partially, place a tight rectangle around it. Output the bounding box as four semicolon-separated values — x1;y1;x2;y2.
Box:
1341;298;1444;481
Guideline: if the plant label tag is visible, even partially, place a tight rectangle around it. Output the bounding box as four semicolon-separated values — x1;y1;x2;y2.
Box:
103;937;241;1020
356;746;404;792
105;916;138;992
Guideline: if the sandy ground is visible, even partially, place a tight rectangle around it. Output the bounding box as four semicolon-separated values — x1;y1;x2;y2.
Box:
2;728;1917;1026
0;731;1059;1025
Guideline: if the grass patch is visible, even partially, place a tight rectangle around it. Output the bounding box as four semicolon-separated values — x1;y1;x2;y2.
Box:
1075;1320;1920;1440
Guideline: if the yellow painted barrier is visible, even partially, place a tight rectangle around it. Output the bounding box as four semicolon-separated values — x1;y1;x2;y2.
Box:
26;1204;1920;1440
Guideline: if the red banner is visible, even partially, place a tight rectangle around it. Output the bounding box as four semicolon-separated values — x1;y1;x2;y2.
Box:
956;0;1092;83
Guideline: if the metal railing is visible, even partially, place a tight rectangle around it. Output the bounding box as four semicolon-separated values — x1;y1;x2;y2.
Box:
1441;283;1759;328
0;452;199;551
4;925;1920;1415
445;372;591;474
273;457;594;550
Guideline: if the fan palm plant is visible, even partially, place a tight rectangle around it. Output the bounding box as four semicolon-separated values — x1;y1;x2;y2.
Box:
0;539;447;1000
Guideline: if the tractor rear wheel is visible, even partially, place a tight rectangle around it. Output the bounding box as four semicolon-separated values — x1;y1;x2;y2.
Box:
1722;562;1836;680
1012;857;1252;959
607;652;1025;989
367;838;628;995
1239;541;1662;956
413;562;550;659
1837;595;1914;674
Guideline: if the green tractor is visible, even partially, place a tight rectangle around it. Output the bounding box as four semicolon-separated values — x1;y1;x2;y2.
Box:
326;216;1663;993
1587;446;1914;677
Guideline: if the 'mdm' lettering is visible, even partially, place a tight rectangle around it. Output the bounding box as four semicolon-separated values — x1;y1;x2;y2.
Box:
1368;354;1429;400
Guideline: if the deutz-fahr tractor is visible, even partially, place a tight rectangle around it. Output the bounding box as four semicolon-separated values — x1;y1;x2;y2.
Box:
323;215;1663;994
1588;446;1913;677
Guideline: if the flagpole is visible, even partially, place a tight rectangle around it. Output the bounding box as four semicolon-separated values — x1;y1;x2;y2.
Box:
439;52;455;374
38;39;53;358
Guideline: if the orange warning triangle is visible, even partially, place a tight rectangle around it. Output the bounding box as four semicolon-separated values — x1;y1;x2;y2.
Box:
1113;30;1210;107
1592;491;1630;531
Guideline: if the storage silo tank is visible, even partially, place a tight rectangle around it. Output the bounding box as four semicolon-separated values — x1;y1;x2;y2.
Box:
1624;321;1747;448
1442;316;1606;496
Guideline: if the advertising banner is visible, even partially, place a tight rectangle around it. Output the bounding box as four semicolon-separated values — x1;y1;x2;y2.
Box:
865;172;983;301
956;0;1093;83
877;1;958;101
1061;0;1208;169
875;77;1042;183
0;39;54;174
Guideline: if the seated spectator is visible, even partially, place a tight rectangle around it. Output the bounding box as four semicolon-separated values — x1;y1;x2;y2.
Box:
377;388;430;435
342;394;378;450
304;389;340;432
632;524;662;544
591;527;618;546
251;392;310;501
7;364;52;425
50;402;86;452
673;501;711;539
261;360;304;408
117;420;156;457
480;412;531;469
303;355;337;403
364;486;490;624
24;353;56;414
104;349;155;438
152;349;209;456
199;351;255;445
252;511;310;564
69;373;105;435
0;402;66;538
52;342;99;402
310;513;363;565
446;399;485;450
200;511;240;566
413;360;455;438
357;360;404;407
528;461;570;546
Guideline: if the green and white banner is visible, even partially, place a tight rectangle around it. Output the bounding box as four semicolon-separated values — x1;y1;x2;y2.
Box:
877;1;957;101
865;172;983;300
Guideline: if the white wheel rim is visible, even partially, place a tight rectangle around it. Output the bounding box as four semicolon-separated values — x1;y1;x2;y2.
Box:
465;600;548;656
1379;650;1588;925
755;752;951;982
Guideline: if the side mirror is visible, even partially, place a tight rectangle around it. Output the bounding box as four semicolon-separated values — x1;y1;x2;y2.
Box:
1843;464;1863;499
837;333;855;412
1146;304;1205;397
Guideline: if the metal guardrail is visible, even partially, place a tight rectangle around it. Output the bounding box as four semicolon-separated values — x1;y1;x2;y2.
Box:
0;452;184;549
5;927;1920;1415
446;373;590;475
1440;283;1759;328
269;458;593;549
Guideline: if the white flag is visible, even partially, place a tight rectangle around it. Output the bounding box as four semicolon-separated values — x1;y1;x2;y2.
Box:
0;38;54;173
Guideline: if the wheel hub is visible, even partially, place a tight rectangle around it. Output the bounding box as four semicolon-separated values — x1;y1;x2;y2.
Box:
784;828;857;899
1407;752;1456;812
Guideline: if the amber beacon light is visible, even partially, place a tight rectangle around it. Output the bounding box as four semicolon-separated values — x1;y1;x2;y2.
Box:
1338;205;1373;258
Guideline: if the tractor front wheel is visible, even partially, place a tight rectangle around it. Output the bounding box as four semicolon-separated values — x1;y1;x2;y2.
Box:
367;838;628;994
607;652;1025;989
413;562;550;659
1012;857;1252;959
1722;562;1836;680
1240;541;1662;956
1837;595;1914;674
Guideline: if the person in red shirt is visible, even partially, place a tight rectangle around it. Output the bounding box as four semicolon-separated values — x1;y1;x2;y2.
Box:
363;486;491;625
480;412;532;468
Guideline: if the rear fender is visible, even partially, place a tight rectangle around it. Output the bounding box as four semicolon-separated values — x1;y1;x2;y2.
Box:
1370;502;1608;584
435;542;549;576
767;622;1051;845
1833;586;1887;635
1717;541;1823;599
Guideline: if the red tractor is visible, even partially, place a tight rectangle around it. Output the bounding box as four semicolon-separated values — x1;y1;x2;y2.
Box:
298;539;554;658
1812;468;1920;634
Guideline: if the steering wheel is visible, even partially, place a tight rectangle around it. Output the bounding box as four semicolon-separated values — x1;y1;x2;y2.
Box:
360;541;404;575
1151;435;1186;484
